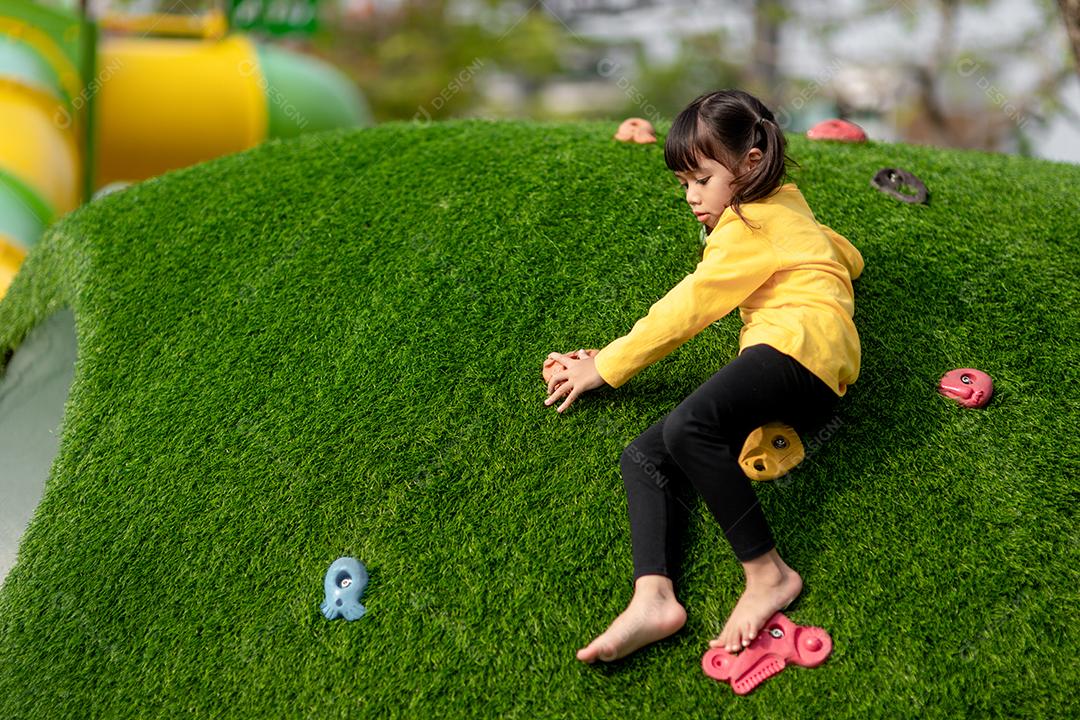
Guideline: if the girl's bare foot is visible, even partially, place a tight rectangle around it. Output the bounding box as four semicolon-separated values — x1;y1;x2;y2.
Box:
709;548;803;654
577;575;687;663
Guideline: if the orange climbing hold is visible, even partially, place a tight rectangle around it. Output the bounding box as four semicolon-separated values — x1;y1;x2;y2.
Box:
614;118;656;144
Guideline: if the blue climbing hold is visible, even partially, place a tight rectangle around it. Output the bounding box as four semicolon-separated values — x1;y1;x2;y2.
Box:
321;557;369;621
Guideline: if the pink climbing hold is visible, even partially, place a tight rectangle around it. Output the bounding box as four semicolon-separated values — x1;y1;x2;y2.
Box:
701;612;833;696
614;117;656;144
806;118;867;142
938;368;994;408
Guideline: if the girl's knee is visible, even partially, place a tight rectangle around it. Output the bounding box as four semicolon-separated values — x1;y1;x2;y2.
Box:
621;442;669;489
662;404;747;467
620;442;649;476
663;405;730;451
660;409;691;456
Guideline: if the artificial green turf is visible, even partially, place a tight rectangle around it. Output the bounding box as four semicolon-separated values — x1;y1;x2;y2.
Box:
0;119;1078;718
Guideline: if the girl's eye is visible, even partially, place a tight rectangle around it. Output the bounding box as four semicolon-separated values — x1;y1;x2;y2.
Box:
696;177;710;185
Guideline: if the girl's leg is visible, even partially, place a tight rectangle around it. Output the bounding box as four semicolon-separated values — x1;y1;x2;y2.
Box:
621;415;696;590
577;417;695;664
661;344;839;652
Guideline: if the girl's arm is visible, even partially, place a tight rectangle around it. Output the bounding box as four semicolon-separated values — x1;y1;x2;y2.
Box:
820;224;863;281
594;226;780;389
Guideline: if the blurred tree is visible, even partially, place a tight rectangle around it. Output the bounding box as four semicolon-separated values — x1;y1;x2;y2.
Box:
802;0;1077;153
562;0;1078;153
312;0;577;122
629;34;743;123
750;0;787;108
302;0;1076;156
1060;0;1080;71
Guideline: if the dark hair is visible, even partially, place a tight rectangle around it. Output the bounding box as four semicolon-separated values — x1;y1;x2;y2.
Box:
664;89;797;227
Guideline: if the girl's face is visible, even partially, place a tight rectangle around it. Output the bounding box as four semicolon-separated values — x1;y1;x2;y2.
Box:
674;150;762;231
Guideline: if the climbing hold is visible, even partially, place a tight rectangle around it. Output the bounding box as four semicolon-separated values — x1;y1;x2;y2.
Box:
321;557;369;621
871;167;929;204
938;368;994;408
614;117;656;144
702;612;833;696
806;118;867;142
738;423;804;481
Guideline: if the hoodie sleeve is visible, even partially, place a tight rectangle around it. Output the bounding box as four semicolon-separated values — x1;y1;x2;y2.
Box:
593;223;779;389
820;223;863;281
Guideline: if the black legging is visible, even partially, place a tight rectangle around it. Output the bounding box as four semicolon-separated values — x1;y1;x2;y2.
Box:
621;343;840;586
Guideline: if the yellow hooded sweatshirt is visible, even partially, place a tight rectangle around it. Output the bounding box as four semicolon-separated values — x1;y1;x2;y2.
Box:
593;183;864;397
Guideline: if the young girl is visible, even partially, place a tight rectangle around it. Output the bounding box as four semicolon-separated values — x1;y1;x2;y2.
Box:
543;89;864;663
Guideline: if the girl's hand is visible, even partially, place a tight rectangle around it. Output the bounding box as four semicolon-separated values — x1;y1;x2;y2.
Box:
544;349;607;413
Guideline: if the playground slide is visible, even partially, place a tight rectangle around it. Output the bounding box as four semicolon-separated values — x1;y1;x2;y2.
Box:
0;12;83;294
0;3;368;298
93;35;368;189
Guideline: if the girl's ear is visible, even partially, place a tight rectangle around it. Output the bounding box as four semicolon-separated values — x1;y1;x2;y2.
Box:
744;147;764;172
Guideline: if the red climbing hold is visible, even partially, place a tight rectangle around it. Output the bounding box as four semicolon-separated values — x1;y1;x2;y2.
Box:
938;368;994;408
702;612;833;696
806;119;867;142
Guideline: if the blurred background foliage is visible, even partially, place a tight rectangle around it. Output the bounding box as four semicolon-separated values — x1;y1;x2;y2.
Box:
79;0;1080;159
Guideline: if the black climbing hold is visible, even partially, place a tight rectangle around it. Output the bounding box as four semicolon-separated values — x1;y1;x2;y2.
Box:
871;167;928;204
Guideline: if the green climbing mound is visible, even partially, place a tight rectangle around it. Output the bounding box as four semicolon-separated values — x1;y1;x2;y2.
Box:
0;120;1077;718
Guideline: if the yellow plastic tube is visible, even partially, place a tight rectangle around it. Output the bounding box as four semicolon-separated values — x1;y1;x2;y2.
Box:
0;232;27;298
1;3;85;297
0;78;80;218
97;8;228;40
93;34;268;189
